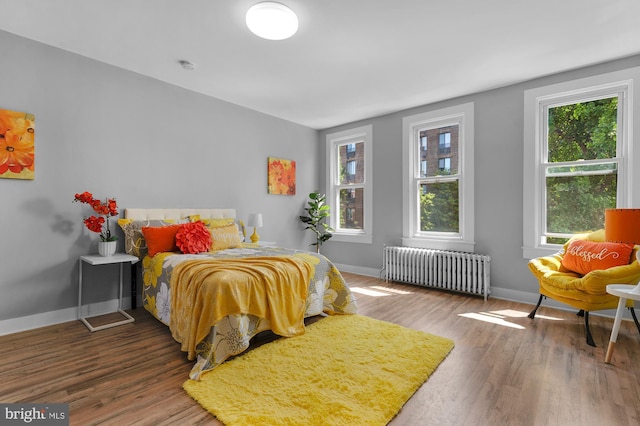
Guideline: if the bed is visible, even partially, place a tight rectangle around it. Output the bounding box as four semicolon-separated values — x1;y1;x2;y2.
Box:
120;208;357;379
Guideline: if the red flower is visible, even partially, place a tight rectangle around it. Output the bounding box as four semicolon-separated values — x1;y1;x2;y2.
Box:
73;191;119;241
74;192;93;203
84;216;105;233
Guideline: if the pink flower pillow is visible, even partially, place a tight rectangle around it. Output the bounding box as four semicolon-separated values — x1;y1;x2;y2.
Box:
175;221;213;254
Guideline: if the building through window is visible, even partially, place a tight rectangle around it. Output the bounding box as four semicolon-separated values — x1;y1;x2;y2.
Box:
402;102;475;252
326;124;373;244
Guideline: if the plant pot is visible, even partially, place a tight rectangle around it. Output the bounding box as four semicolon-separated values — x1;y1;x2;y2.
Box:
98;241;117;257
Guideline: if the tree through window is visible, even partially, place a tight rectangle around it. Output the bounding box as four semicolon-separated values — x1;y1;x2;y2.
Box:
523;69;635;258
545;97;619;243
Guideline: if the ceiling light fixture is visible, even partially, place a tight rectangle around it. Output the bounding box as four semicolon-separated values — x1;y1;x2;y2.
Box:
246;2;298;41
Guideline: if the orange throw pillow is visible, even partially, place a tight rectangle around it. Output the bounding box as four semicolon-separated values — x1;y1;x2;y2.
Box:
141;224;182;257
561;240;634;275
176;221;213;254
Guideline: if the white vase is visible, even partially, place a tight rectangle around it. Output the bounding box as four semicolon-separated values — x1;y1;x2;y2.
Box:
98;241;117;257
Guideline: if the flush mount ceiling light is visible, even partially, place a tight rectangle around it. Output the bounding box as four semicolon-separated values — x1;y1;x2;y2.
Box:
246;2;299;40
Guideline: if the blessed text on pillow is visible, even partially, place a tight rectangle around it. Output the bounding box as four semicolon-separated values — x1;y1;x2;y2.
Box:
561;240;634;275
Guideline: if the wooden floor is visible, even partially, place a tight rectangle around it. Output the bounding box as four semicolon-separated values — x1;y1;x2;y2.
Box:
2;272;640;425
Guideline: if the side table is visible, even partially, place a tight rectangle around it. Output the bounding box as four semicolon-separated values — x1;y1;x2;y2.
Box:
604;284;640;363
78;253;139;332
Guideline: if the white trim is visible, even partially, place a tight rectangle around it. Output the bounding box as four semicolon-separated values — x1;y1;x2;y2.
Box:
334;262;629;319
332;262;380;278
326;125;373;244
0;297;132;336
402;102;475;252
523;67;640;259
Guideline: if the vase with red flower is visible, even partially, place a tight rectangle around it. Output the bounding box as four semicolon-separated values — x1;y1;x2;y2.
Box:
73;191;119;256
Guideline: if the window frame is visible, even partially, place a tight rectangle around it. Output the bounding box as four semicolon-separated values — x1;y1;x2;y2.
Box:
402;102;475;252
523;68;640;259
326;124;373;244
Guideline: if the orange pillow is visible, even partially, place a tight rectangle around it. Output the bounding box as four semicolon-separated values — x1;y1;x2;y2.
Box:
561;240;634;275
176;221;212;254
141;224;182;257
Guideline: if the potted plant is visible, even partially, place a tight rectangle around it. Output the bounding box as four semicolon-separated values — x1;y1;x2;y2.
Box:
299;190;334;253
73;191;119;256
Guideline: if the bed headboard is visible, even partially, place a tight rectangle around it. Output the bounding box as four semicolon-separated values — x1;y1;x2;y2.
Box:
124;208;236;221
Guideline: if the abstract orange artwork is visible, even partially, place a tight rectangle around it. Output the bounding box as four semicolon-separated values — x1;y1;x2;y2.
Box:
267;157;296;195
0;108;35;180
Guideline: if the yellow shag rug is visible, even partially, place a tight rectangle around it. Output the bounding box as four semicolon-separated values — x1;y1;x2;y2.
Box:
183;314;454;426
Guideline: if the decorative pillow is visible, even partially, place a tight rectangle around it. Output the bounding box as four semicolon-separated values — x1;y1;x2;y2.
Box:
209;223;242;251
188;216;246;242
141;224;182;257
117;219;176;258
561;240;634;275
176;221;213;254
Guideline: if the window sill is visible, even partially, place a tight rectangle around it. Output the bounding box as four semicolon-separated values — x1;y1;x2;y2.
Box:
401;237;475;253
330;232;372;244
522;245;562;260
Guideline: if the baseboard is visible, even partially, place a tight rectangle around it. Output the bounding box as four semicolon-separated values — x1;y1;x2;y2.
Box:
333;263;380;278
337;263;634;321
1;268;635;335
489;286;631;319
0;297;133;336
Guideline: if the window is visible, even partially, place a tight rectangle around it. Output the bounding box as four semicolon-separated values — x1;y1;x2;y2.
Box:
420;160;427;177
402;102;475;251
439;132;451;153
438;157;451;172
326;124;373;243
346;160;356;178
523;68;640;258
346;208;354;222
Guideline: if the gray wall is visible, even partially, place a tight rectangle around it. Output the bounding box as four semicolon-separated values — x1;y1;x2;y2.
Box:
0;31;318;324
320;54;640;303
2;27;639;330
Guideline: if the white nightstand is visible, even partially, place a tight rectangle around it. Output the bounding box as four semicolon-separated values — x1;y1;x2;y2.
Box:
78;253;139;332
605;284;640;363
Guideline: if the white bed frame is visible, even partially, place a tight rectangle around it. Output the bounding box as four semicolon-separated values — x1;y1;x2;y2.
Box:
124;208;236;221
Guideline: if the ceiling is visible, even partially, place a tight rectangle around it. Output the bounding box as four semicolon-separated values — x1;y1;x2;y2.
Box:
1;0;640;130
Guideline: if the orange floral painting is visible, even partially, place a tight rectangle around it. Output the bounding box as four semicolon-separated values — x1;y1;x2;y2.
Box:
0;108;35;180
268;157;296;195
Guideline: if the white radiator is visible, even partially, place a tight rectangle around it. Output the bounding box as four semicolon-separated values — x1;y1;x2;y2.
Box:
383;246;491;300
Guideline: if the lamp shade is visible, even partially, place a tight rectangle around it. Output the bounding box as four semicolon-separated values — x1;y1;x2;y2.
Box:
247;213;263;228
605;208;640;244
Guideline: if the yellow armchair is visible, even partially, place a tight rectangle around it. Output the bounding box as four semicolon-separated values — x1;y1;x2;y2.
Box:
528;229;640;346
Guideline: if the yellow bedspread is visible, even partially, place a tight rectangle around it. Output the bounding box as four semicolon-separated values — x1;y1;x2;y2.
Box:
169;256;313;359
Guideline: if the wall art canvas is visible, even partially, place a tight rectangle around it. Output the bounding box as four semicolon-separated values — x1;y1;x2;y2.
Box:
267;157;296;195
0;108;35;180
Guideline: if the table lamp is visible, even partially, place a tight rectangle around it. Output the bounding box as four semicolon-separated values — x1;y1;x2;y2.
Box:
605;208;640;295
247;213;263;243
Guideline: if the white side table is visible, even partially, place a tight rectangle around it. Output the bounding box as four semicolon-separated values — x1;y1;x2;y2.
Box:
78;253;139;332
605;284;640;363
